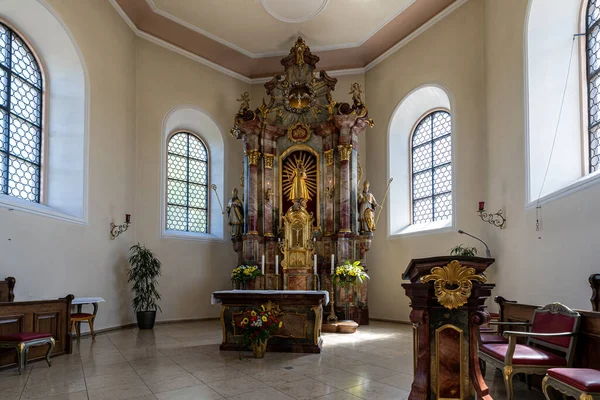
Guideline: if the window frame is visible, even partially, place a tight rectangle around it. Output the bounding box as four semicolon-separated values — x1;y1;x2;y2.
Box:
165;130;211;235
0;18;47;205
409;107;453;226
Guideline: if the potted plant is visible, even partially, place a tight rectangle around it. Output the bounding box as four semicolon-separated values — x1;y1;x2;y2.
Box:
450;244;478;257
333;260;370;321
231;265;262;290
128;243;162;329
237;305;282;358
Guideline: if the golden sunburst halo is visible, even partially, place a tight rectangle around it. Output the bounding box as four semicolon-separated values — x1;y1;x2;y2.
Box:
282;152;317;201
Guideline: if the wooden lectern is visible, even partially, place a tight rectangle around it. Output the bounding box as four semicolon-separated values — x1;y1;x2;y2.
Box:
402;256;495;400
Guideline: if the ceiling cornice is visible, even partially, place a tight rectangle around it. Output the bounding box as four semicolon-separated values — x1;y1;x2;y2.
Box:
109;0;467;84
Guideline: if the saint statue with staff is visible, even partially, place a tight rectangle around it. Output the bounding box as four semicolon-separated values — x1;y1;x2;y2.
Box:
225;188;244;238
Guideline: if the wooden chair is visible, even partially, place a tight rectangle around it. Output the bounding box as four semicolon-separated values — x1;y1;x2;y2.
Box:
590;274;600;311
543;368;600;400
0;276;16;302
478;303;581;400
70;312;95;340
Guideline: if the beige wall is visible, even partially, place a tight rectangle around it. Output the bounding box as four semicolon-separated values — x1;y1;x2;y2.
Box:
365;0;487;321
135;40;248;321
0;0;137;329
483;0;600;310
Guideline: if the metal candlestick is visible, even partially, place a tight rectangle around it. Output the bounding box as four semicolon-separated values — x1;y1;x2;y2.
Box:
327;275;338;323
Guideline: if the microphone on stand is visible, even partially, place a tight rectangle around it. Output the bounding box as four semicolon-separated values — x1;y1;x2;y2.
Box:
458;229;491;258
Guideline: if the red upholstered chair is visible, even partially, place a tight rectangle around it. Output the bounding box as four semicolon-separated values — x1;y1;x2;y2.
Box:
0;332;55;374
542;368;600;400
478;303;581;400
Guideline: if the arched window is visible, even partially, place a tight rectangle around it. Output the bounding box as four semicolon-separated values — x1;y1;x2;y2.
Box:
411;110;452;224
0;22;43;203
166;132;209;234
587;0;600;172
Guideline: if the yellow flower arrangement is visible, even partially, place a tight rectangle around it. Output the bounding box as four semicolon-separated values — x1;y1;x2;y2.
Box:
251;311;257;316
231;265;262;283
261;315;267;322
333;260;369;286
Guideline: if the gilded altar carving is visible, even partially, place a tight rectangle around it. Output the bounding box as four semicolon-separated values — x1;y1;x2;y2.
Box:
245;149;261;165
421;260;486;310
282;151;317;202
280;203;315;270
287;121;311;143
324;149;334;166
337;144;352;162
263;153;274;169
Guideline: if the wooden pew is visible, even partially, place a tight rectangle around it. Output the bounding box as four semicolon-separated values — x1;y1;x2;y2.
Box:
0;295;74;369
0;277;16;302
590;273;600;312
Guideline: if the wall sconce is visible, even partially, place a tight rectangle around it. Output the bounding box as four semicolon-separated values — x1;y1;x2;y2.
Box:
110;214;131;240
477;202;506;229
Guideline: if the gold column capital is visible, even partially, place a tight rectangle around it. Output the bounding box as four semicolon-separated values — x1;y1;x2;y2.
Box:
245;149;262;165
337;144;353;162
263;153;274;169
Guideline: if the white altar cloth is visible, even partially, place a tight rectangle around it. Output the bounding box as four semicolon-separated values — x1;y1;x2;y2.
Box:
211;290;329;305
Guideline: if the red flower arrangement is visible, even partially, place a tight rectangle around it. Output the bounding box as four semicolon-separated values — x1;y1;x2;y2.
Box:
237;305;282;347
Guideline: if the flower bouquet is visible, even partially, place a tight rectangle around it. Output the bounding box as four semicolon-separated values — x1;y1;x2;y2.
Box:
231;265;262;289
333;260;369;320
237;305;282;358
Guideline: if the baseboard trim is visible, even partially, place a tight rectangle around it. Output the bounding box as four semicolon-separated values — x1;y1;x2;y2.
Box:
75;317;220;338
369;318;412;325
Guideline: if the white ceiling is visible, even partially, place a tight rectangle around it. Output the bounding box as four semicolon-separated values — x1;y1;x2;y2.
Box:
148;0;416;57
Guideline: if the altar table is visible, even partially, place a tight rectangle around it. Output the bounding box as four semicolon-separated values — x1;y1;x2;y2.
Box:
212;290;328;353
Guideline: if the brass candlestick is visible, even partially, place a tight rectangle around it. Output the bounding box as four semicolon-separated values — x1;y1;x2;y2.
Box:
327;275;338;323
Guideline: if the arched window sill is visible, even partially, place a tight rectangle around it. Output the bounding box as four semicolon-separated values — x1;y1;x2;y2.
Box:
389;219;454;239
0;195;86;225
527;170;600;209
161;230;227;243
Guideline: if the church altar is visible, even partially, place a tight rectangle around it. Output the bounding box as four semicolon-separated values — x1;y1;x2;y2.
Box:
223;37;378;332
213;290;328;353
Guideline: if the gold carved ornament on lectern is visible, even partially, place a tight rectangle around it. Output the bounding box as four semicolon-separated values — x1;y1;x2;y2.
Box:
420;260;487;309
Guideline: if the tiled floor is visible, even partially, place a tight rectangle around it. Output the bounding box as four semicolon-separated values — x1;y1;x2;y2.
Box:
0;321;545;400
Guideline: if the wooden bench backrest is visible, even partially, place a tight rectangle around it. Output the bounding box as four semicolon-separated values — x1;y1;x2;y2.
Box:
590;274;600;312
0;277;15;302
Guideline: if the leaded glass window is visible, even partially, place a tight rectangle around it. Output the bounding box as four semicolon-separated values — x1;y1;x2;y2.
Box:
588;0;600;172
0;22;43;202
166;132;209;233
411;110;452;224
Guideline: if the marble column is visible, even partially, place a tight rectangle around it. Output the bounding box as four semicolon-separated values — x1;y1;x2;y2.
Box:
245;148;261;235
337;144;353;234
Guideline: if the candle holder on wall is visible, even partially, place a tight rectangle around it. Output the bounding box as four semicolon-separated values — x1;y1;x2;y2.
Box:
110;214;131;240
477;202;506;229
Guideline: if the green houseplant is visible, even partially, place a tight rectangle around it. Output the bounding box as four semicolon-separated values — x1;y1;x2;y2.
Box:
450;244;478;257
128;243;162;329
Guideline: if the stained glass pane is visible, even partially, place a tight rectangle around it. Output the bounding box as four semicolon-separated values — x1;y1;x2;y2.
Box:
589;0;600;26
8;156;39;202
168;133;187;156
434;193;453;221
11;35;41;88
189;183;207;209
167;205;187;231
189;159;207;185
0;23;43;203
189;136;207;161
166;132;209;233
10;117;40;164
413;198;433;225
412;143;431;173
11;75;41;125
591;125;600;172
411;110;452;224
189;208;207;233
0;69;7;108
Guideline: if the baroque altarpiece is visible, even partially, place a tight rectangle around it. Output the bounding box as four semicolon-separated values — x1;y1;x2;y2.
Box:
228;38;377;322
